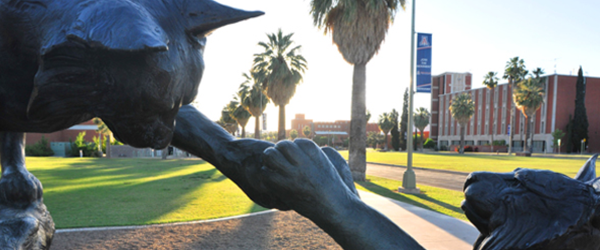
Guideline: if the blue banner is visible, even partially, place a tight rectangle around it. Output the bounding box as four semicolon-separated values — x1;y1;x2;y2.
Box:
416;33;432;93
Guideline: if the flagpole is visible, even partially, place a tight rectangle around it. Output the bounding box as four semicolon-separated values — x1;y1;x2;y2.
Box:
400;0;419;193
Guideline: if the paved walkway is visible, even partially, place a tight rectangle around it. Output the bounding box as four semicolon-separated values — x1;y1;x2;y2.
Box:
366;162;469;191
359;190;479;250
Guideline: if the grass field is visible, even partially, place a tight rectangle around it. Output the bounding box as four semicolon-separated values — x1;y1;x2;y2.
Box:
357;176;466;221
23;157;470;228
26;157;266;229
339;150;594;177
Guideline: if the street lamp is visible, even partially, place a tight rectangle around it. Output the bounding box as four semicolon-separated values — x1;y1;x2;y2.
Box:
399;0;419;194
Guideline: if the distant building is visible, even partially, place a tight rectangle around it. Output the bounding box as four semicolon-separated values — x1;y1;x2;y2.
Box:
289;114;380;145
430;72;600;153
26;120;100;145
25;120;100;156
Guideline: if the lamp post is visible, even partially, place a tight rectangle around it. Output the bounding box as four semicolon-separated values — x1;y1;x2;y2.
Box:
400;0;419;194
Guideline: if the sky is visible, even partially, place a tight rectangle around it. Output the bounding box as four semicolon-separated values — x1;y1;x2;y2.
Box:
194;0;600;133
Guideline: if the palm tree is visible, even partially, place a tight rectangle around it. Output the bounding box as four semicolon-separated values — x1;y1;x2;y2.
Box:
503;57;528;154
531;67;544;78
228;97;252;138
413;107;430;151
483;71;499;152
239;72;270;139
303;125;311;138
310;0;406;181
377;113;394;150
92;118;113;158
513;73;545;153
220;107;238;135
253;29;308;141
449;93;475;154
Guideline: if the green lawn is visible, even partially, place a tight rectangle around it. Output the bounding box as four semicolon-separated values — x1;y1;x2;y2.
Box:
357;176;466;221
339;150;594;177
28;153;586;228
26;157;266;229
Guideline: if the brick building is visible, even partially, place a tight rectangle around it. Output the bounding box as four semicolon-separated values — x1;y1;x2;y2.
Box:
431;72;600;153
25;120;101;156
290;114;380;143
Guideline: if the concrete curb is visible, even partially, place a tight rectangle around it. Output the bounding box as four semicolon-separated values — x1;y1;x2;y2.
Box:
55;209;277;234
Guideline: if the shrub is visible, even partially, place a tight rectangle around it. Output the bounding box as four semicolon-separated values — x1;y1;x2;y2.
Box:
464;146;473;152
492;140;506;146
25;136;54;156
423;138;436;149
69;132;99;157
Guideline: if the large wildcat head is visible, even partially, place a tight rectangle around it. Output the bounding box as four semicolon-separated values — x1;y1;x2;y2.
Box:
24;0;262;148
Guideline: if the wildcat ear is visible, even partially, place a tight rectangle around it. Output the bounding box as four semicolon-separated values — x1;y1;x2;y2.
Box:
41;1;168;55
179;0;264;36
575;154;598;182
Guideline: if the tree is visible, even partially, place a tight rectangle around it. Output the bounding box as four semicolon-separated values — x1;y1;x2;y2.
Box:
310;0;406;181
513;76;545;153
220;106;238;135
571;66;589;153
449;93;475;154
290;129;298;140
399;88;409;151
253;29;307;141
239;72;270;139
551;129;566;153
503;57;528;154
377;112;394;150
303;125;311;138
390;109;400;151
483;71;499;152
413;107;430;151
93;118;113;158
229;96;252;138
366;110;372;124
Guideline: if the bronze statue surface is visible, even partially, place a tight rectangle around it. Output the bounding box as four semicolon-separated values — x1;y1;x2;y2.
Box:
0;1;424;249
463;154;600;250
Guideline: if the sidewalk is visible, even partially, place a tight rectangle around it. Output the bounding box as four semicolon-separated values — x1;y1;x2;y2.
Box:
359;190;479;250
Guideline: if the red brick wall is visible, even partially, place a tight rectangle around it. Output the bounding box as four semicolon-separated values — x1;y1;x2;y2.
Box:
25;120;100;146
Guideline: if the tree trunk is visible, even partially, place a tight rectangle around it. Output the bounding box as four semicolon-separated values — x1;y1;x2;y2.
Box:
278;104;286;141
97;132;103;157
508;84;515;154
107;134;112;158
384;133;388;150
349;63;367;182
524;116;531;153
162;148;168;159
254;115;260;139
420;129;424;151
241;126;246;139
459;125;465;154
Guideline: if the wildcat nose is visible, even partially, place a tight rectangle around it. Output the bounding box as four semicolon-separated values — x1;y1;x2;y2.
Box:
464;172;479;191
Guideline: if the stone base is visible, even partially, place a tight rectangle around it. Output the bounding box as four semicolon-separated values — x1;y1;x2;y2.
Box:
398;187;421;194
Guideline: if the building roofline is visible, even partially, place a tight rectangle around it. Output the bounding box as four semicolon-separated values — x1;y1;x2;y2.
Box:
433;72;473;77
438;73;600;97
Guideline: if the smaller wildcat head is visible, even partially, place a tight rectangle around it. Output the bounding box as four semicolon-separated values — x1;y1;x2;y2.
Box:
462;154;600;250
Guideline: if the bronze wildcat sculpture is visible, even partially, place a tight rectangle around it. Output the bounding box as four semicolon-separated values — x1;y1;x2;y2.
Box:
3;1;596;250
0;0;424;249
463;154;600;250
